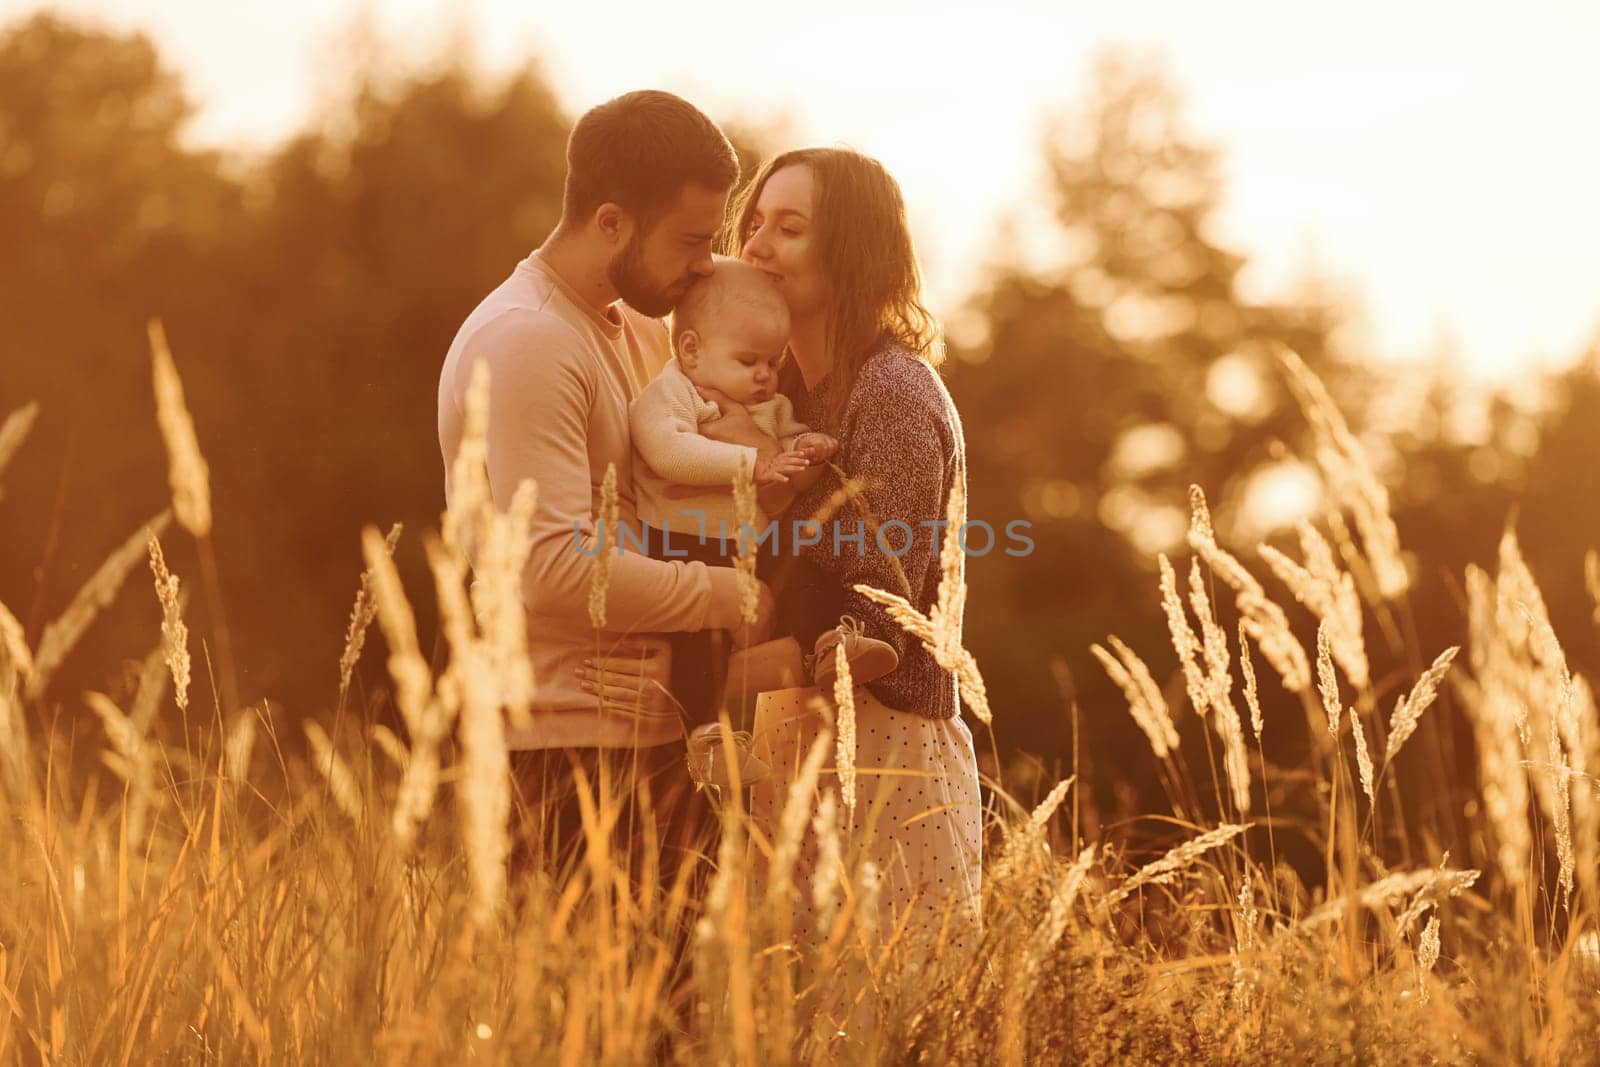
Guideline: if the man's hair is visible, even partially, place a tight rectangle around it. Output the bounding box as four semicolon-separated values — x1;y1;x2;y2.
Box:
562;90;739;230
672;257;790;349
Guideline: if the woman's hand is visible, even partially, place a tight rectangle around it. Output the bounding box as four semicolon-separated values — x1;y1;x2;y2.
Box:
792;432;840;465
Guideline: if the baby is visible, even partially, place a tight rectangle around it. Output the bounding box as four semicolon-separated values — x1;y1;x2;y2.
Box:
629;258;898;789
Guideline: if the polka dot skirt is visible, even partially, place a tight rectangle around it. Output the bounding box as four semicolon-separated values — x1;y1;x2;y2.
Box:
748;684;984;961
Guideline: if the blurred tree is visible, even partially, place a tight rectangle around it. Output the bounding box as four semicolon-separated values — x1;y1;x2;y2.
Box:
194;55;575;706
1514;341;1600;671
0;11;792;724
2;13;1592;845
944;53;1368;800
0;13;240;704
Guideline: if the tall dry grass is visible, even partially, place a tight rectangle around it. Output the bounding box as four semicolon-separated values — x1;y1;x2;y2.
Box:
2;336;1600;1064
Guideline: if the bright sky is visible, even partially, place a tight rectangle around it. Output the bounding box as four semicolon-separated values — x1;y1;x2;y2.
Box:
16;0;1600;381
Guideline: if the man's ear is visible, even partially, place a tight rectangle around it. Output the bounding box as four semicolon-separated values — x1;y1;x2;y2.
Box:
595;202;630;244
677;329;701;368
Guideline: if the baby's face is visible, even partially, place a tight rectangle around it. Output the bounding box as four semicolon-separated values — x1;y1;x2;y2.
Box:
683;309;788;405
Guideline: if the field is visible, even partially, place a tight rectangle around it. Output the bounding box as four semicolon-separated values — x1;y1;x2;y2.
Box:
2;337;1599;1065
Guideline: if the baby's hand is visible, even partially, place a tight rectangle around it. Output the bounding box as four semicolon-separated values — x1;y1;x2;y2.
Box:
792;432;840;464
754;450;809;487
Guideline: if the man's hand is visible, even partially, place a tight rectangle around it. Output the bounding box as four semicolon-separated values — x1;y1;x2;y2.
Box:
792;432;840;465
571;638;675;717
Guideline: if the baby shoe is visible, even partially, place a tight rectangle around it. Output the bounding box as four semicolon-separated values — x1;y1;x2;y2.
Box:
685;722;771;789
811;615;899;693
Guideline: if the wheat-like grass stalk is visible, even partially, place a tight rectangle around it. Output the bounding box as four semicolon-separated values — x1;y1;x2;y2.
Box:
425;532;511;923
853;581;991;724
1316;621;1342;737
1023;843;1097;982
304;720;364;827
1238;621;1263;741
1260;520;1370;690
148;320;212;538
85;649;166;837
769;727;834;911
146;534;192;714
696;796;756;1060
928;473;970;650
471;481;538;732
1091;636;1179;759
588;463;619;629
1548;717;1577;907
811;786;843;933
1044;844;1098;943
1350;702;1375;806
0;596;32;684
362;525;434;736
362;525;452;850
224;706;258;785
797;474;872;536
339;522;402;705
732;453;761;627
0;400;39;492
1236;870;1259;954
1566;673;1600;908
1189;557;1252;812
0;623;34;799
990;776;1075;888
1101;822;1251;914
855;859;883;943
1187;487;1311;693
831;643;858;819
85;688;160;845
1478;529;1580;903
1459;563;1542;889
1384;646;1459;764
369;723;409;771
1417;913;1441;1002
1232;869;1261;1017
852;479;991;722
1273;342;1408;602
444;359;492;561
456;646;511;925
1299;866;1479;929
1453;663;1532;891
126;642;168;740
391;725;447;853
29;511;171;702
1158;554;1208;717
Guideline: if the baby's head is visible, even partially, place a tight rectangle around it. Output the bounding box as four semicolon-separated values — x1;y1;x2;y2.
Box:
672;257;790;404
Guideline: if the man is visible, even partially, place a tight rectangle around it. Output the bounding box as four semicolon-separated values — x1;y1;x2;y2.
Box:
436;90;786;883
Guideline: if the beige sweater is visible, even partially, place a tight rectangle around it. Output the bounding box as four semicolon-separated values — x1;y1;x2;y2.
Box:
437;251;748;750
630;358;811;537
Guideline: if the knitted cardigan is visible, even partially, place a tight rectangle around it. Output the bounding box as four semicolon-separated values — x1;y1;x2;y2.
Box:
760;342;968;720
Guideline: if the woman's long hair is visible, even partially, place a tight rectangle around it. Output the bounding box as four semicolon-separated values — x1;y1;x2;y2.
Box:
723;147;942;435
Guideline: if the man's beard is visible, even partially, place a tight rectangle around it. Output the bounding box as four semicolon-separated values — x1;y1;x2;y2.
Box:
607;233;685;318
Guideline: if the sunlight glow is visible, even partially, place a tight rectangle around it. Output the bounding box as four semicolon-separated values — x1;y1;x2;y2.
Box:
32;0;1600;380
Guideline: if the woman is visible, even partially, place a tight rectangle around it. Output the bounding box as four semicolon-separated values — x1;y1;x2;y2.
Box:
727;148;983;969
